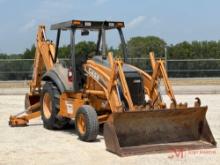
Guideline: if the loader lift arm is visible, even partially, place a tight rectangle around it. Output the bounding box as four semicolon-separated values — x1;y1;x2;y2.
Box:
149;52;177;108
125;52;177;110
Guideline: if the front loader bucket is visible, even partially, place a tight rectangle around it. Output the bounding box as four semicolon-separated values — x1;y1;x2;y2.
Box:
104;106;216;156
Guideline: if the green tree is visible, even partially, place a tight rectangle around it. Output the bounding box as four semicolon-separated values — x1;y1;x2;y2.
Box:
22;44;36;59
58;41;96;59
0;53;8;59
126;36;167;58
168;41;192;59
76;41;96;57
58;45;71;58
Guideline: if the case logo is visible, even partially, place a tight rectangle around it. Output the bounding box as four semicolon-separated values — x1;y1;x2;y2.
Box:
87;68;100;81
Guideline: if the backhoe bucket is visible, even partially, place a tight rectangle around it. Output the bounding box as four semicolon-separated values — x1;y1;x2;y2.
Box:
104;106;216;156
25;93;40;111
8;93;41;127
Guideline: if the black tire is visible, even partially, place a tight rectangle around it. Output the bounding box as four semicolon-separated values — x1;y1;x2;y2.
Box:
75;105;99;142
41;82;69;130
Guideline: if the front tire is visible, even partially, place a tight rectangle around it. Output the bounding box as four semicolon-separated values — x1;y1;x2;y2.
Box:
75;105;99;141
41;82;68;129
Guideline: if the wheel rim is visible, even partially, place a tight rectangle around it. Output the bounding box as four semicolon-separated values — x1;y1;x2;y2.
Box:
43;93;52;119
77;114;86;135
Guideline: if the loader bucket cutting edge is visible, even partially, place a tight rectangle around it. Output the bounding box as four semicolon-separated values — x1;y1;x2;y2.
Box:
103;106;216;156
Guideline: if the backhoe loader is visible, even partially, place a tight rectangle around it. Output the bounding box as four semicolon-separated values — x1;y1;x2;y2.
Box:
9;20;216;156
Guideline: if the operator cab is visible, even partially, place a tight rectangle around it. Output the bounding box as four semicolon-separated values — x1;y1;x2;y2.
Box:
50;20;128;91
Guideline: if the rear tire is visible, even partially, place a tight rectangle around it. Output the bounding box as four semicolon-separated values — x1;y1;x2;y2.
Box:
75;105;99;141
41;82;69;130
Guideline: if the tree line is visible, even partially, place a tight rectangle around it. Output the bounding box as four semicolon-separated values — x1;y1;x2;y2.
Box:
1;36;220;80
2;36;220;59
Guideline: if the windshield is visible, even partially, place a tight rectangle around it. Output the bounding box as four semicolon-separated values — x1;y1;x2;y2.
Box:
58;28;127;67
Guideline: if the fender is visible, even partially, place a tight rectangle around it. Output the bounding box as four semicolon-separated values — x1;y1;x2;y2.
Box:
42;70;65;93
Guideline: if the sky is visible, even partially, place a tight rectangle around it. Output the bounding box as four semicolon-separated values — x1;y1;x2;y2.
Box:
0;0;220;54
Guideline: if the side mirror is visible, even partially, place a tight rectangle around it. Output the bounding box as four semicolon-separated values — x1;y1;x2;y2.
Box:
81;29;89;36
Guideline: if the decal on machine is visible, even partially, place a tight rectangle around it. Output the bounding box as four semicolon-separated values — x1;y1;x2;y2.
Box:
87;67;100;81
85;67;107;87
65;100;73;114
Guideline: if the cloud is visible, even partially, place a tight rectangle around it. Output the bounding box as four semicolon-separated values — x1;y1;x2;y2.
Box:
21;19;37;31
95;0;109;6
19;0;76;35
41;0;74;9
150;17;160;25
127;16;146;29
34;0;74;23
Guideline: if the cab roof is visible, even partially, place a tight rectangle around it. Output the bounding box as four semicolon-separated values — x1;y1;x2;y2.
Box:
50;20;125;30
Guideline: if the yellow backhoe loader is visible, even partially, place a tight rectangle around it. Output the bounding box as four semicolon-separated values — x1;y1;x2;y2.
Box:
9;20;216;156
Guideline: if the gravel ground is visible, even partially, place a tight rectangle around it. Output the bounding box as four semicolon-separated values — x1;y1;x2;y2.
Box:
1;85;220;95
0;92;219;165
